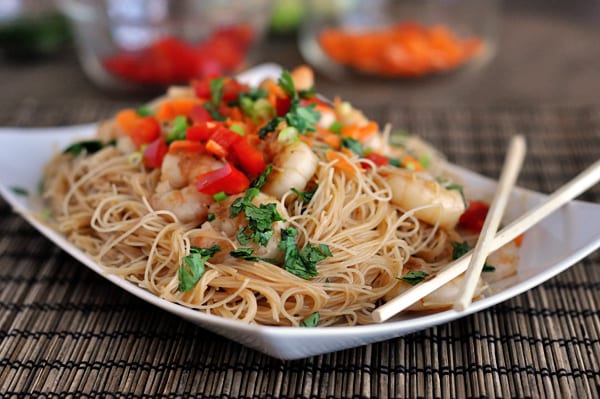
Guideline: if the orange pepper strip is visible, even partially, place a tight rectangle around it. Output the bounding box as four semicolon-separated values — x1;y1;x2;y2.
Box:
326;149;357;176
205;139;228;158
156;98;202;122
115;109;140;135
168;140;204;153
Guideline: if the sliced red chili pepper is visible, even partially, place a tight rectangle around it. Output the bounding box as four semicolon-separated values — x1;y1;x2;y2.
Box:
143;137;168;169
195;162;250;195
458;200;489;233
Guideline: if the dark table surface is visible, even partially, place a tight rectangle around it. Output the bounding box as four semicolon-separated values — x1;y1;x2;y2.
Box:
1;1;599;398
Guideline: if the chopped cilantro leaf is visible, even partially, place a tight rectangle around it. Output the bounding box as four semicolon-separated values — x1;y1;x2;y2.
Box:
203;103;226;121
178;245;221;292
452;241;495;271
451;241;471;259
10;186;28;196
63;139;115;156
388;158;402;168
210;77;225;106
482;264;496;272
229;247;279;264
166;115;189;142
300;312;320;327
341;137;364;156
291;185;318;203
136;105;153;116
285;102;319;133
207;212;215;222
250;165;272;189
278;71;296;97
298;87;316;99
446;183;468;209
258;117;283;138
399;270;429;286
279;227;331;280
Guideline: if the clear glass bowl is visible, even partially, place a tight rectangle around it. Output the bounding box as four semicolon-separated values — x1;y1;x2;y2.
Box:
57;0;274;92
299;0;498;80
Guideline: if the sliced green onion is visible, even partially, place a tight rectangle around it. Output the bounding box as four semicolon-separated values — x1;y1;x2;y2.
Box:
328;121;343;134
128;151;143;166
213;191;228;202
230;124;245;136
278;126;299;143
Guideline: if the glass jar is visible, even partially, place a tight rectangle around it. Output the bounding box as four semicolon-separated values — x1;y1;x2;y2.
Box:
299;0;498;80
57;0;274;92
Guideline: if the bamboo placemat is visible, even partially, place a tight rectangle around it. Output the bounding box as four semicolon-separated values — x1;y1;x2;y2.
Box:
0;100;598;398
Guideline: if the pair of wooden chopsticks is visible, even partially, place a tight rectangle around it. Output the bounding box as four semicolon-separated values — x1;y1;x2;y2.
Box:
372;137;600;323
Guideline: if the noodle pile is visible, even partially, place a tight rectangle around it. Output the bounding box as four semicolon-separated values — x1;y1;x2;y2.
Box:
41;68;467;326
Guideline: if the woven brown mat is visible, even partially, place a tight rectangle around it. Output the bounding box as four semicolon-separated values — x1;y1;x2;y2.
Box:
0;100;598;398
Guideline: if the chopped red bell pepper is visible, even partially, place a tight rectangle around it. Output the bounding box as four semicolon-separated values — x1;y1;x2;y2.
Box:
128;116;161;148
210;126;242;151
365;152;389;167
186;122;219;141
189;105;213;124
230;136;266;178
458;200;489;232
143;137;168;169
275;96;291;117
195;162;250;195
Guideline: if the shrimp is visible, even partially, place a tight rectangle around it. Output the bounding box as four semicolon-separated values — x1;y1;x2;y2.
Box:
261;140;319;199
150;150;224;224
385;168;465;230
383;239;519;311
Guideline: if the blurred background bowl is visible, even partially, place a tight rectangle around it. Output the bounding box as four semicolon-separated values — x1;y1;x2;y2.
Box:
299;0;498;81
57;0;274;92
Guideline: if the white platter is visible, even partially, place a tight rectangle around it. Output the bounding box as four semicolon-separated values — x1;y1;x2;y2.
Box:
0;64;599;359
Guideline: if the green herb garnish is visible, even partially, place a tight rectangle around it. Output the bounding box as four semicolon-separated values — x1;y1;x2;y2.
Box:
213;191;228;202
10;186;28;196
136;105;153;116
178;245;221;292
451;241;495;271
328;121;343;134
341;137;364;156
399;270;429;286
279;227;331;280
300;312;320;327
166;115;189;142
63;139;114;156
446;183;468;209
291;185;318;203
250;165;272;189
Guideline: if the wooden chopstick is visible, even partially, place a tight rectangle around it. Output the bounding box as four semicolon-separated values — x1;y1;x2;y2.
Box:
454;135;526;311
371;158;600;323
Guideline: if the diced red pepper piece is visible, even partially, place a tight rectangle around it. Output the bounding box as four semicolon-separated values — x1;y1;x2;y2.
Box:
193;77;213;100
275;96;291;117
364;152;389;168
195;162;250;195
189;105;213;124
222;79;250;102
458;200;489;232
210;126;242;150
143;137;168;169
186;122;219;141
230;136;266;178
